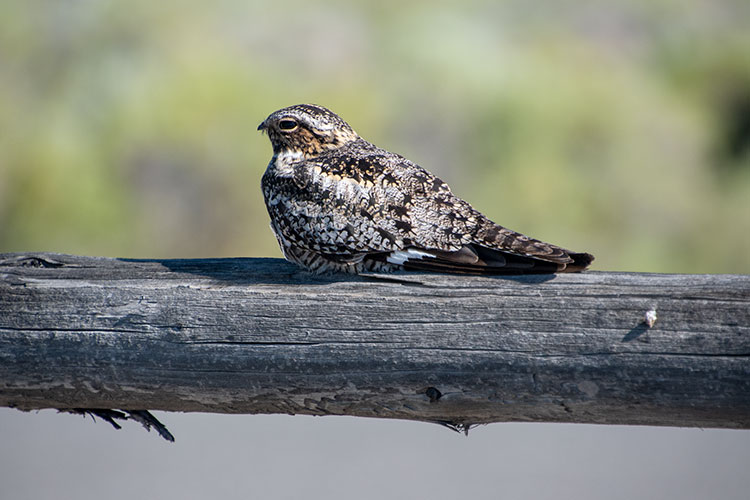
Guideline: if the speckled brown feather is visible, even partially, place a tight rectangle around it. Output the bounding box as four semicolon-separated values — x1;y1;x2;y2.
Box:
259;104;594;274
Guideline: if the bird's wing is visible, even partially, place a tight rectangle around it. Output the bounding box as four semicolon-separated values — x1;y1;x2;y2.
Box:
354;151;593;274
282;145;592;273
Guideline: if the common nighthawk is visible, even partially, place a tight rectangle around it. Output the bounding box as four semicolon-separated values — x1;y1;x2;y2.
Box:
259;104;594;275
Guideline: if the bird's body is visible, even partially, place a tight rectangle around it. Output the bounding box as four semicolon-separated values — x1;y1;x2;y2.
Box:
259;104;593;275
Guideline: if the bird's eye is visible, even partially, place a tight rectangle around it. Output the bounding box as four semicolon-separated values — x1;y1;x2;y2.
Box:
278;119;298;131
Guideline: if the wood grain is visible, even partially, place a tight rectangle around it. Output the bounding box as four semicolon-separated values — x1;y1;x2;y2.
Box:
1;252;748;430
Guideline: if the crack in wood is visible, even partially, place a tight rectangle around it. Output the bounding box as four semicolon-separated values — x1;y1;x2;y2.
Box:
1;253;749;431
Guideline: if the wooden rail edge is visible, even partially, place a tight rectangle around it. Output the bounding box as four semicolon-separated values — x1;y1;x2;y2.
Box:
1;252;748;434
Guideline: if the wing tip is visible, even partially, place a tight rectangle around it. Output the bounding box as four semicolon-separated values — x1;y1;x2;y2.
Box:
382;246;595;275
562;252;595;272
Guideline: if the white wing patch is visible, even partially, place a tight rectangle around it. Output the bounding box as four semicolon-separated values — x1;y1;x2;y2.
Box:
386;248;435;265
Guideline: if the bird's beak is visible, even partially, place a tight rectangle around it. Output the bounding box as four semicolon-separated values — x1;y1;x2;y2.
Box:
257;120;267;131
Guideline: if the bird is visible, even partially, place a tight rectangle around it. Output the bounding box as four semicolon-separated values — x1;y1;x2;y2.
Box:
258;104;594;275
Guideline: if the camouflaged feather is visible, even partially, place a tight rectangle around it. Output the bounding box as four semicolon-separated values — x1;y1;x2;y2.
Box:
260;104;593;274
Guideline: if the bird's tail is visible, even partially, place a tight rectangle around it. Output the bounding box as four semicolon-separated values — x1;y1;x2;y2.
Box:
562;252;595;273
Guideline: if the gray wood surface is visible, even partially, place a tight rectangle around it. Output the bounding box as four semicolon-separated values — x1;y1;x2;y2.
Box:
1;252;748;430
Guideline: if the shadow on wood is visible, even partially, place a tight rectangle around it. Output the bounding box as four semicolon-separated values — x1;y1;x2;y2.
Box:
1;252;749;437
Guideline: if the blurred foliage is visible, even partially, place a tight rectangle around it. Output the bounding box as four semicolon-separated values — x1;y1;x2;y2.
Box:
0;0;748;272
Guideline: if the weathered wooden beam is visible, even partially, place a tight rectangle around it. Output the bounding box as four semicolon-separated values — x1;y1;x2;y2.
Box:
1;252;748;431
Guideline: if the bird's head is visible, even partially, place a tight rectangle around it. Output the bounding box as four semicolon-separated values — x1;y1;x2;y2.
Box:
258;104;359;157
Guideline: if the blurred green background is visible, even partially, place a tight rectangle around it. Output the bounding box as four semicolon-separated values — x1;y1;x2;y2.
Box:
1;0;748;273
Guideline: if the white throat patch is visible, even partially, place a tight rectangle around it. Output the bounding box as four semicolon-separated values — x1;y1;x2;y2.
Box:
271;150;305;177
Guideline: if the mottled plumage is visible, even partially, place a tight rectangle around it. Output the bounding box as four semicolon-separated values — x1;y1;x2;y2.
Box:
259;104;594;274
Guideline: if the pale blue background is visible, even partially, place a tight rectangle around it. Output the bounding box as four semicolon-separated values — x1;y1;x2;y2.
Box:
2;408;749;500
